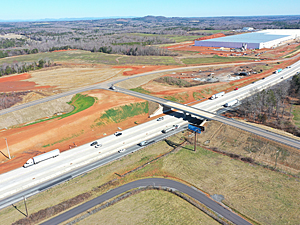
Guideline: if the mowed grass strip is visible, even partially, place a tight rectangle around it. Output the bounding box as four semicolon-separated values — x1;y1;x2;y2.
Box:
95;102;148;125
78;190;219;225
182;56;254;65
130;87;151;94
25;93;95;127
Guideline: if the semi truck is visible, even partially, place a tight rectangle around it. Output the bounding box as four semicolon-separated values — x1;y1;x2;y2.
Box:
162;125;180;133
23;149;60;168
274;68;282;74
210;91;225;100
224;99;238;107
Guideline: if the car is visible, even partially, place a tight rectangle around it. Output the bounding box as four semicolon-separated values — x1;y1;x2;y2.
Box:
90;141;98;146
286;66;291;69
118;148;126;153
234;87;238;90
262;77;265;80
157;117;164;121
95;144;102;148
281;77;284;79
252;82;255;84
139;141;148;146
114;132;122;137
174;124;180;129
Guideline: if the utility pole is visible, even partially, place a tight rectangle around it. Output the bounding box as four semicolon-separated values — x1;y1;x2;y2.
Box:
23;196;28;217
275;150;279;169
5;138;11;159
194;131;197;151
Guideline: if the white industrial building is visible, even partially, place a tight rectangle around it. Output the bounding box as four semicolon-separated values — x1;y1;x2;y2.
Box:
195;29;300;49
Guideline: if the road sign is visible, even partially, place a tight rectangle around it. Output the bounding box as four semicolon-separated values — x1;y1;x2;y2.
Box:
188;124;203;134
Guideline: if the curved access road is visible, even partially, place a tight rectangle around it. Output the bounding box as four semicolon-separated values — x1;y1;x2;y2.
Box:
41;178;252;225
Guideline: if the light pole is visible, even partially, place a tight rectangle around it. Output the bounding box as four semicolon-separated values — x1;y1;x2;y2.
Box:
4;138;11;159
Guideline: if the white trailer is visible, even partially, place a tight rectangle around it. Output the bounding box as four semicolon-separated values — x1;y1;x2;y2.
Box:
23;149;60;168
211;91;225;100
224;99;238;107
162;125;180;133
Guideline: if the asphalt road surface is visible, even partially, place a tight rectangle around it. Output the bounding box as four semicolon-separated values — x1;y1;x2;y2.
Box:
41;178;252;225
116;87;300;149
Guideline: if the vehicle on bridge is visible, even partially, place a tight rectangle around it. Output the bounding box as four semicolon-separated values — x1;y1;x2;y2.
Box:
23;149;60;168
224;99;238;107
162;124;180;133
210;91;225;100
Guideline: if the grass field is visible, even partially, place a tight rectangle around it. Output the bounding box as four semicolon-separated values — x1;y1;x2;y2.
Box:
78;190;219;225
94;102;148;126
182;56;254;65
0;50;179;66
25;93;95;127
130;87;151;94
117;55;179;65
292;105;300;128
164;92;189;103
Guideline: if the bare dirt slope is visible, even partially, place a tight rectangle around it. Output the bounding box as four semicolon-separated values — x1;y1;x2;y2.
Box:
0;94;74;129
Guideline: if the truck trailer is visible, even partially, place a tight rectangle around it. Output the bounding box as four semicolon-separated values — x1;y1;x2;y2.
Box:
210;91;225;100
23;149;60;168
162;125;180;133
224;99;238;107
274;69;282;74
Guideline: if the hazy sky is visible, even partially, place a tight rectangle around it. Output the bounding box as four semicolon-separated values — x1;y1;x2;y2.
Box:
1;0;300;21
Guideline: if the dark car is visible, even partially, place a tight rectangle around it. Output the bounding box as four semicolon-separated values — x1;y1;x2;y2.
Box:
115;132;122;137
90;141;98;146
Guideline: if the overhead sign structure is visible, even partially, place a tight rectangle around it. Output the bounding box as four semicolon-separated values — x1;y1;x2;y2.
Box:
188;124;204;134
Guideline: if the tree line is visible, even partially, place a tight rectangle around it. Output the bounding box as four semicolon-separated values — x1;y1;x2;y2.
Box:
0;59;52;76
236;73;300;135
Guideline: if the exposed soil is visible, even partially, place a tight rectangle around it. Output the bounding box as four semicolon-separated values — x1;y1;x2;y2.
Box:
112;65;178;76
0;89;153;174
0;73;50;92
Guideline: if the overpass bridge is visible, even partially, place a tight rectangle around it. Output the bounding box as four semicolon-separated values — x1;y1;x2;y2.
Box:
116;87;300;150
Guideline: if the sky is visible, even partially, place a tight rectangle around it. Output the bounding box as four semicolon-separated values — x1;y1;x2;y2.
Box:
1;0;300;21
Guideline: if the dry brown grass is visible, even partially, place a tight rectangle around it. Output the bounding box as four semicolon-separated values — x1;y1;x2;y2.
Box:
29;66;126;91
77;190;219;225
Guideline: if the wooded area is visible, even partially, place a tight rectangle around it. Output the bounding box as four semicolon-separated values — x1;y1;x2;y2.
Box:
0;15;299;58
234;73;300;135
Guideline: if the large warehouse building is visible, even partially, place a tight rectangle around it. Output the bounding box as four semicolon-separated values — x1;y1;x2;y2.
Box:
195;29;300;49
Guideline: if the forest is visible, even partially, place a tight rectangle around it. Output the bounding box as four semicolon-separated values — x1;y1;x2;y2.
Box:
234;73;300;135
0;15;300;58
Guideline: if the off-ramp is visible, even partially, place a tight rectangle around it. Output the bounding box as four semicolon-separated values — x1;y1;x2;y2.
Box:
41;178;252;225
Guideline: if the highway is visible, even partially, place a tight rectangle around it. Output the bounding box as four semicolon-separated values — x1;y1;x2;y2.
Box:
0;123;189;210
40;178;252;225
0;58;300;220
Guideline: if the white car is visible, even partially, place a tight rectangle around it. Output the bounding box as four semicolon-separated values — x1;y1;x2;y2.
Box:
118;148;126;153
